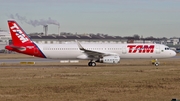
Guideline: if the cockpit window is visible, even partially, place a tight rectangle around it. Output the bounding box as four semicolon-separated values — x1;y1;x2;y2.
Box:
165;47;170;50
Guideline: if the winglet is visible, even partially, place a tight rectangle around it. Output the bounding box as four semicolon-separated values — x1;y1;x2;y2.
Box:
75;40;85;50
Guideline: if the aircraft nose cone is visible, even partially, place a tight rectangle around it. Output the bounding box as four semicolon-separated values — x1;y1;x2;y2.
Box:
170;50;176;57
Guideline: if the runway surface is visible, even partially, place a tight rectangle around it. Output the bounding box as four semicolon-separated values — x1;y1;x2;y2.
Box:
0;55;179;63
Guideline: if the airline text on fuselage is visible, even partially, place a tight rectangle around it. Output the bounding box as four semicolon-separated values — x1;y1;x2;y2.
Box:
127;45;155;53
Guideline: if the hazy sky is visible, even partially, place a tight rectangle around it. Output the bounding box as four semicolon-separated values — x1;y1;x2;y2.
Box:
0;0;180;38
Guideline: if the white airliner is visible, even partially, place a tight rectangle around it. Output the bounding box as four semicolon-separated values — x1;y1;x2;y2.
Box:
5;20;176;66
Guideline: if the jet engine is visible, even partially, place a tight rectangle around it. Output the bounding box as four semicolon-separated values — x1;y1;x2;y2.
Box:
96;56;120;64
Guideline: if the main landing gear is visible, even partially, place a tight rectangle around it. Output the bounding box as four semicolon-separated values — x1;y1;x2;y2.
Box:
151;59;160;66
88;60;96;67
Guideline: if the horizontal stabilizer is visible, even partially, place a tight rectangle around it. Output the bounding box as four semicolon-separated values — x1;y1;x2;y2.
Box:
5;45;26;51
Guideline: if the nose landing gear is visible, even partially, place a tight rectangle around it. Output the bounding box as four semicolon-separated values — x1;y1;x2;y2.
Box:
151;59;160;66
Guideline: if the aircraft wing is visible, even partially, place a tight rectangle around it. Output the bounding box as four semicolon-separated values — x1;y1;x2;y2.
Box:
76;40;118;59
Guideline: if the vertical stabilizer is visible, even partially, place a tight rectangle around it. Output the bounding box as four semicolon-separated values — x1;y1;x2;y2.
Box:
8;20;32;45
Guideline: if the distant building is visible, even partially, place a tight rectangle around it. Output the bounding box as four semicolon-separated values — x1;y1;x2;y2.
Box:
0;30;180;51
30;35;128;44
167;38;180;45
0;30;11;50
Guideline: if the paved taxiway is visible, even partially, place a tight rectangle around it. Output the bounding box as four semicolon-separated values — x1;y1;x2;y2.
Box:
0;55;179;63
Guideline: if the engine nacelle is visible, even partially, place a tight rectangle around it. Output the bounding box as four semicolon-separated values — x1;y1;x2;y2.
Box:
96;56;120;64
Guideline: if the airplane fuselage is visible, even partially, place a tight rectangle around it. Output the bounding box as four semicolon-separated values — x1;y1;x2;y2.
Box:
10;43;175;60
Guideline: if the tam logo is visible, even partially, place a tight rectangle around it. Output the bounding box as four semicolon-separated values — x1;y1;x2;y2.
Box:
10;23;29;43
127;45;155;53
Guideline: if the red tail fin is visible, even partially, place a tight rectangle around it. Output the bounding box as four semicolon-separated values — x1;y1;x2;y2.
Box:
6;20;46;58
8;20;32;45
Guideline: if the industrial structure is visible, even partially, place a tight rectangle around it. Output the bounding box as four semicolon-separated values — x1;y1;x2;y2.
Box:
43;25;48;36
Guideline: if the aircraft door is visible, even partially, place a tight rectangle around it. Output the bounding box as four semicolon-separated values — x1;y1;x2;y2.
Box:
156;45;160;54
122;46;127;54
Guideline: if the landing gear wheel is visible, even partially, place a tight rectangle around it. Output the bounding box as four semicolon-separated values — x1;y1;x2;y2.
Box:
88;62;96;67
91;62;96;67
88;62;92;66
154;62;159;66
